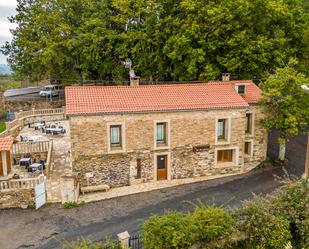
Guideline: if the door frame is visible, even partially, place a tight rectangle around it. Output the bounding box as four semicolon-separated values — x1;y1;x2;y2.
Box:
154;152;171;181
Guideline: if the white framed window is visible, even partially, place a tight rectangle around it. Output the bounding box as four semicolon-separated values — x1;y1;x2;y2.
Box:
236;85;246;95
110;125;122;147
235;83;249;95
215;147;239;167
244;140;253;157
107;122;125;153
154;120;170;149
245;112;254;135
215;117;231;144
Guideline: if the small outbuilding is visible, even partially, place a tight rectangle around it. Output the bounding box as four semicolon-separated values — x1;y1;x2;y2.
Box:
0;136;15;178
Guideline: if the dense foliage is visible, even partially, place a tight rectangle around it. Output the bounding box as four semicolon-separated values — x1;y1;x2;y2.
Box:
1;0;308;81
260;60;309;160
63;238;122;249
141;179;308;249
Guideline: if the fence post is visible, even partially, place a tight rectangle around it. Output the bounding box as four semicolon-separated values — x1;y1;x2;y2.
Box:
117;231;130;249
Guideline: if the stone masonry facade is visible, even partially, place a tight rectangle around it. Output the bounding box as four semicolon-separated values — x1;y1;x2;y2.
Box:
0;189;35;209
70;105;267;188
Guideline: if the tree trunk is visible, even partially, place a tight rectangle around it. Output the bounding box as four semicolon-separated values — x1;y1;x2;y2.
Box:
278;139;286;161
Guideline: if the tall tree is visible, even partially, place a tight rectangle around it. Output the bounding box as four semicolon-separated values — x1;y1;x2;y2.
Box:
260;60;309;161
1;0;308;82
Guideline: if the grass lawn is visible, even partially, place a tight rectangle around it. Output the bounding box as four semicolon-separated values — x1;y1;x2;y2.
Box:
0;122;6;133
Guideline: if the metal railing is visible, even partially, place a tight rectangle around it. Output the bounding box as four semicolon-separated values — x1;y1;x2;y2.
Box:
129;234;143;249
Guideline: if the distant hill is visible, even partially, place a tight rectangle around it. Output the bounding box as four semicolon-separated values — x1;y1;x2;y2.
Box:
0;64;11;75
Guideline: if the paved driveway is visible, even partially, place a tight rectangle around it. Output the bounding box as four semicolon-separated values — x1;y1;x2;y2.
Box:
0;133;306;249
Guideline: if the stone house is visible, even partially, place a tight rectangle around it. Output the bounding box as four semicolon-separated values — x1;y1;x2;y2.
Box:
0;136;14;178
65;79;267;188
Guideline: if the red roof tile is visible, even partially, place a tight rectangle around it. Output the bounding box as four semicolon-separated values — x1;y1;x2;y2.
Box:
0;136;14;151
65;81;261;115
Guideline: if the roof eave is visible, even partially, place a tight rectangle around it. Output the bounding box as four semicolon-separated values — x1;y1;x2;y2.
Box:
65;105;250;117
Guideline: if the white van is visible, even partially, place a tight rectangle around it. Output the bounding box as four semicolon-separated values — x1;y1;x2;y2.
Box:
39;85;61;97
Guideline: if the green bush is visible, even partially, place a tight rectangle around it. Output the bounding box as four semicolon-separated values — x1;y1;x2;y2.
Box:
271;180;309;248
62;238;121;249
235;197;292;249
187;206;234;245
63;201;86;209
0;122;5;133
143;212;192;249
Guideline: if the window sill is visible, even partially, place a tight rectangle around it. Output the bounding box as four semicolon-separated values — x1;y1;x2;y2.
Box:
215;140;230;145
154;144;170;150
215;162;239;168
108;147;125;154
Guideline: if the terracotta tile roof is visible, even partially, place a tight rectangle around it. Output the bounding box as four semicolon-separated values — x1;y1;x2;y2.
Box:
0;136;14;151
208;80;262;104
65;80;261;115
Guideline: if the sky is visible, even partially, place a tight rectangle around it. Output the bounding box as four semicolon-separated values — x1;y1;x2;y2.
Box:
0;0;17;64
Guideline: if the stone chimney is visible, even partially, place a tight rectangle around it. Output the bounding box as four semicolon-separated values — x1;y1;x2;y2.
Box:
130;76;140;86
222;73;231;82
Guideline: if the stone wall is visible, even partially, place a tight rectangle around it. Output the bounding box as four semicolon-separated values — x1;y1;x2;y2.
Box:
0;188;35;208
70;106;267;188
4;99;65;112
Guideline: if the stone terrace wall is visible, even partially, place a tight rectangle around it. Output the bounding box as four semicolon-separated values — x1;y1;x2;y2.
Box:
5;99;65;112
70;106;267;188
0;189;34;208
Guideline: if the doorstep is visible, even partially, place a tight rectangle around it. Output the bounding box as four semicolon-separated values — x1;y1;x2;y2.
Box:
79;171;243;203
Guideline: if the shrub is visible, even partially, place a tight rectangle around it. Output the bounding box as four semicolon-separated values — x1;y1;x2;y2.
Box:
63;201;86;209
187;206;234;245
62;238;121;249
143;212;192;249
271;180;309;248
235;197;292;249
0;122;5;133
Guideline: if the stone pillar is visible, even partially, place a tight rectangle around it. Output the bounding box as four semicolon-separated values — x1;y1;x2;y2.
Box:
117;231;130;249
60;173;79;204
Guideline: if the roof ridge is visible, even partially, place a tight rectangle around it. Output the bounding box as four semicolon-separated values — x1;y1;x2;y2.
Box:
65;80;254;89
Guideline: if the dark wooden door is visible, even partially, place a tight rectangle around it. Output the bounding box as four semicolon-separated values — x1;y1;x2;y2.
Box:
6;151;11;175
136;159;142;179
157;155;167;180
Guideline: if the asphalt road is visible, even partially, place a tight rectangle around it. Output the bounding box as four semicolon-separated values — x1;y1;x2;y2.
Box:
5;91;65;102
0;132;306;249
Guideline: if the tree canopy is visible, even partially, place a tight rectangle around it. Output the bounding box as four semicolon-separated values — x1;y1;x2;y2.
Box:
260;60;309;160
1;0;308;81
